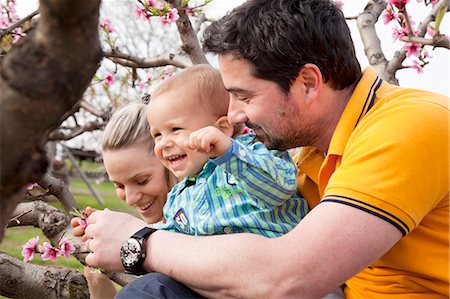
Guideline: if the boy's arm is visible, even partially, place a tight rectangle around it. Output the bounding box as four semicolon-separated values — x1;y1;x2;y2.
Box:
186;126;298;206
212;136;299;206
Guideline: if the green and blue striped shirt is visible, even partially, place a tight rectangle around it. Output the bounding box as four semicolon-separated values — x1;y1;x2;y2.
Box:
161;134;308;238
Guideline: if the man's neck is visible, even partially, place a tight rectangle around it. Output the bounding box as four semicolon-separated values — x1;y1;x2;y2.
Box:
314;84;356;152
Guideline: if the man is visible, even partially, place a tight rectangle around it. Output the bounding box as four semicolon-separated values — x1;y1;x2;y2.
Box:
83;0;449;298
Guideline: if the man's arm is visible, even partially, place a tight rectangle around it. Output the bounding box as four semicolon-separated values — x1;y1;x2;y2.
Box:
144;202;402;298
84;203;401;298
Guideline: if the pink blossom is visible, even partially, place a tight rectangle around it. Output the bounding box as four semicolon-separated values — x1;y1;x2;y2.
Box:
104;73;115;87
392;26;408;41
99;18;114;33
58;237;75;259
386;0;410;9
40;242;62;261
26;182;38;190
22;236;39;262
382;9;398;25
134;5;151;21
77;218;89;229
147;0;164;10
185;7;196;17
422;50;432;59
334;0;344;10
404;42;421;57
160;8;180;26
411;60;423;74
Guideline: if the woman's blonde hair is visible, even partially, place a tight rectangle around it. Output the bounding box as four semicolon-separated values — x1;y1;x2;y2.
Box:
102;103;153;152
101;102;177;187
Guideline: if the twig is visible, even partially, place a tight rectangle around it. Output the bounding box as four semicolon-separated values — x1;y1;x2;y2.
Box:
0;9;39;38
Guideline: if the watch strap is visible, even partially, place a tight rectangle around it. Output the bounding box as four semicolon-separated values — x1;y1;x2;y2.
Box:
132;227;157;240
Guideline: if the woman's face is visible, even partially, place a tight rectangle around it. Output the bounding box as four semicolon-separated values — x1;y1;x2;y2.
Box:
102;144;170;224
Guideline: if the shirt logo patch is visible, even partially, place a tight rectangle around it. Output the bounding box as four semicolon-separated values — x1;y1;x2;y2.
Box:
173;208;190;234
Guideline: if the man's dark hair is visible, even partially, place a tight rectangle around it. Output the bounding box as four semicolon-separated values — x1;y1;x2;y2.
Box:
203;0;361;93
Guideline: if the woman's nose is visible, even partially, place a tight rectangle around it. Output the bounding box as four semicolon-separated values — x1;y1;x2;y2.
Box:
125;187;142;206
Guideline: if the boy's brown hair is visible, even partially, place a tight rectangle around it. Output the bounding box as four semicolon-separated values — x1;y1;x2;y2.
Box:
151;64;230;118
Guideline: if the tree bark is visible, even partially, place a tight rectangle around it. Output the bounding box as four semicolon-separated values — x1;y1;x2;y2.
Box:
0;0;103;242
0;252;89;299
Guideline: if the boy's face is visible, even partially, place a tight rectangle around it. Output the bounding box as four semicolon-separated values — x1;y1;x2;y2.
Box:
147;92;218;179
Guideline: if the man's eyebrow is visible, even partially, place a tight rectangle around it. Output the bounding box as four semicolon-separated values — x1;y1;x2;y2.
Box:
226;87;249;93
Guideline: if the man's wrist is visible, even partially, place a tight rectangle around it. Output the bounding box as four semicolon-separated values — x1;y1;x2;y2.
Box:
120;227;157;275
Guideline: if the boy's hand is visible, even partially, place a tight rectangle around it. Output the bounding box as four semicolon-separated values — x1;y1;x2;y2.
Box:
185;126;232;158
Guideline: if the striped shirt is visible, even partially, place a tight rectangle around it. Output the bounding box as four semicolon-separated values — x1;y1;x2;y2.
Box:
160;133;308;238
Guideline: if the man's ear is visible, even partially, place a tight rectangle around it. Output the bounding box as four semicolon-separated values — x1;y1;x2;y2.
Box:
215;116;234;137
291;63;323;103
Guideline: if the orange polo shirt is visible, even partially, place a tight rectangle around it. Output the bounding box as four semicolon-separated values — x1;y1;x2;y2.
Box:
293;67;449;298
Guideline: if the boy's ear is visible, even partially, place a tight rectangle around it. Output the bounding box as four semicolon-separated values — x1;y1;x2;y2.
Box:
215;116;234;137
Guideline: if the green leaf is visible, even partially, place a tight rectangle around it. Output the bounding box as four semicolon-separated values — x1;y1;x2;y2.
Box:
435;5;447;32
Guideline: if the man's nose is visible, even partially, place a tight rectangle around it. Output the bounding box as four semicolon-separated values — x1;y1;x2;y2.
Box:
227;99;248;125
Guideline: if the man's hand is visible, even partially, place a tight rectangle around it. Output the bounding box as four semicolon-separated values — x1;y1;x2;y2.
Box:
185;126;232;158
82;210;148;272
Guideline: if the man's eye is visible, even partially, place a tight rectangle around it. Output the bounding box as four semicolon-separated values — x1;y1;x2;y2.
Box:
115;184;124;189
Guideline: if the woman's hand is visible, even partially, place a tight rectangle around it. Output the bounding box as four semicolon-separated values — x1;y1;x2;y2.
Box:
70;206;96;238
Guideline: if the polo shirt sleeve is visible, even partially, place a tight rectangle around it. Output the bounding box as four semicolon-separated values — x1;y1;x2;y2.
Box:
323;99;449;236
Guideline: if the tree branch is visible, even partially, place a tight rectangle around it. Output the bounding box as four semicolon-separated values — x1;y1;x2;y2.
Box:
170;0;209;65
0;0;103;241
387;0;449;76
37;173;79;214
105;49;191;69
0;9;39;39
356;0;392;81
0;251;89;299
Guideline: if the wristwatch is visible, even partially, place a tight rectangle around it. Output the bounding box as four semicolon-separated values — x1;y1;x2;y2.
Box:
120;227;157;274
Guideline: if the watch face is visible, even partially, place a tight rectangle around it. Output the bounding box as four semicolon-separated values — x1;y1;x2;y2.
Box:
120;238;142;268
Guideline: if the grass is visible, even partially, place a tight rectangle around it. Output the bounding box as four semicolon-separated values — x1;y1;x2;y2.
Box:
0;176;136;298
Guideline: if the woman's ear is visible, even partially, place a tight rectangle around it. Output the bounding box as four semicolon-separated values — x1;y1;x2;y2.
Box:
215;116;234;137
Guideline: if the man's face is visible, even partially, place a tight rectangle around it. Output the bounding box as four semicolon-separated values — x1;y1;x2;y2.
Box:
219;53;316;151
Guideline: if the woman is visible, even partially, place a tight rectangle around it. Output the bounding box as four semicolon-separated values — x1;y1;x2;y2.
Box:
71;102;176;298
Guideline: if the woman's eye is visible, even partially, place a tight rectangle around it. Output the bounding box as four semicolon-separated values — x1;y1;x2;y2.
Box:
137;179;149;186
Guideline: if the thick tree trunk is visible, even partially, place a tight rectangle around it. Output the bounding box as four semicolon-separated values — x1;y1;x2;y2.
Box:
0;0;103;241
0;252;89;299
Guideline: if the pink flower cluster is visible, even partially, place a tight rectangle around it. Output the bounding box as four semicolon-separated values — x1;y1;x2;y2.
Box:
22;236;75;263
104;73;116;87
1;0;23;43
134;0;180;26
382;0;435;74
99;17;114;33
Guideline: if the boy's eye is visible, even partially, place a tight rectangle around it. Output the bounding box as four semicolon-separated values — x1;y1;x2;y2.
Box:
172;127;182;132
114;184;124;189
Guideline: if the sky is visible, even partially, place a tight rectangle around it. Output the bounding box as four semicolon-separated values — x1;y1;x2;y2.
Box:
14;0;449;96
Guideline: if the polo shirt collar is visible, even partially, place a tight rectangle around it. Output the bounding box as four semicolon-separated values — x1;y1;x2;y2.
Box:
327;67;383;156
